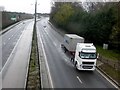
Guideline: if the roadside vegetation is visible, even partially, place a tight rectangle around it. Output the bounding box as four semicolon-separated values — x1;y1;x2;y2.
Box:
96;46;120;85
99;64;120;84
50;2;120;85
26;25;41;89
96;45;120;61
2;11;33;29
50;2;120;51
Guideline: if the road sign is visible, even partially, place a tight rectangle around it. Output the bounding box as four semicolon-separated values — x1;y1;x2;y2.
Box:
11;17;16;21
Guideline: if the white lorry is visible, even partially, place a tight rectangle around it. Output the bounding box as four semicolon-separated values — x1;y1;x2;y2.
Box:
61;34;97;71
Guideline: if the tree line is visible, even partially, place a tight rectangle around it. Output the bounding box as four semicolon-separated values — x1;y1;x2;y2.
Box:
2;11;33;29
50;2;120;51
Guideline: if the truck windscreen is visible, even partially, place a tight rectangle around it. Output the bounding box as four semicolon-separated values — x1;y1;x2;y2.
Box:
80;52;96;59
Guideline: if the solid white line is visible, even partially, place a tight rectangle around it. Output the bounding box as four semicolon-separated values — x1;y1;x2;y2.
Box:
1;25;24;74
24;21;34;88
97;63;103;67
1;20;32;79
77;76;83;84
53;42;57;47
96;68;119;89
37;26;54;88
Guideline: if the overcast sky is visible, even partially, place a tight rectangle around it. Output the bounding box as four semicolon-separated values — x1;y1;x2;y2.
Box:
0;0;119;13
0;0;52;13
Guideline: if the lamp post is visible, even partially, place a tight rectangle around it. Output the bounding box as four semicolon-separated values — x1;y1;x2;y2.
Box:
34;0;37;27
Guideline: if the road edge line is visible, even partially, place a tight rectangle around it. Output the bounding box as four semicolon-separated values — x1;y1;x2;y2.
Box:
1;23;25;79
37;25;54;88
23;21;34;88
96;67;120;89
1;21;22;35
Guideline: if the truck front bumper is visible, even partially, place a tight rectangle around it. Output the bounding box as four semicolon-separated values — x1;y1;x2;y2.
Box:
77;64;96;71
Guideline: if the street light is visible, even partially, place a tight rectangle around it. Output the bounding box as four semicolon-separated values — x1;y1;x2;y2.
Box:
34;0;37;27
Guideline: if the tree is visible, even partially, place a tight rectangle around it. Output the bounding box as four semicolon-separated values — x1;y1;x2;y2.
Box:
50;2;119;49
109;2;120;50
53;3;74;27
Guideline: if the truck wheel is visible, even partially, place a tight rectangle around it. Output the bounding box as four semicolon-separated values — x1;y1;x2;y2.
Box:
71;58;74;62
61;44;63;48
64;47;67;53
74;62;78;70
64;49;66;53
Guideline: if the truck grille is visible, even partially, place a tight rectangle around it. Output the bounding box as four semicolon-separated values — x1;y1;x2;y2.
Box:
82;62;94;65
82;66;93;69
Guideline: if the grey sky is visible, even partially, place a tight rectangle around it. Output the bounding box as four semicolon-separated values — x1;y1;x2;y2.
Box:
0;0;52;13
0;0;119;13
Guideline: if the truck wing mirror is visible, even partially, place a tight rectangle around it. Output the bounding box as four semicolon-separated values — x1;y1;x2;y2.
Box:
79;52;80;56
97;53;99;59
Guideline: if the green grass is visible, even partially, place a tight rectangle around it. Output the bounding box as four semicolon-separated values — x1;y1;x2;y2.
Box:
99;64;120;84
96;45;120;84
96;45;120;61
26;28;40;89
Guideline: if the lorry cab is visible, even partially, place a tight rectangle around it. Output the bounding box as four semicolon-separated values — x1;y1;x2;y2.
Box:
74;43;97;71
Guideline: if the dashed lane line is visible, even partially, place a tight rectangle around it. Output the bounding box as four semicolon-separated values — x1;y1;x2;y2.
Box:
77;76;83;84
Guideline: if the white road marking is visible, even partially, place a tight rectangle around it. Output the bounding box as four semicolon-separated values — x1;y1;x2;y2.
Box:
37;27;54;88
1;25;24;76
53;42;57;47
8;38;10;40
24;21;34;88
77;76;83;84
44;28;60;50
45;31;49;35
96;68;119;89
1;20;34;88
10;48;13;51
64;58;68;62
97;63;103;67
3;43;5;45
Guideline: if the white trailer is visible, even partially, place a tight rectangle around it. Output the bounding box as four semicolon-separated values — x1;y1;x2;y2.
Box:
61;34;97;71
62;34;84;54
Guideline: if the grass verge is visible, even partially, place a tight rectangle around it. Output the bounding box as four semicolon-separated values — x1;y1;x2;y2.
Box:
96;45;120;86
99;64;120;85
96;45;120;61
26;25;41;89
